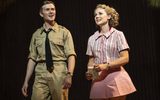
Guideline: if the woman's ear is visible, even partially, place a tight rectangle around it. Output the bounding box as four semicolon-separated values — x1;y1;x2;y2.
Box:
108;14;111;19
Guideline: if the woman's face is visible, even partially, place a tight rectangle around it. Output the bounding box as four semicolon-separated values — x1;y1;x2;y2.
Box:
94;8;110;27
40;3;56;23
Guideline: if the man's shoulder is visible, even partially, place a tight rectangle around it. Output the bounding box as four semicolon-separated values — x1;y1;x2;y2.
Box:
57;24;70;32
32;27;44;36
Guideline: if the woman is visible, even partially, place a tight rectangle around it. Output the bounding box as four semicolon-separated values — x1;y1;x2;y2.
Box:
86;4;136;100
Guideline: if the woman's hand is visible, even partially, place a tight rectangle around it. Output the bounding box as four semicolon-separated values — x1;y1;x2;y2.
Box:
94;63;108;71
86;70;93;80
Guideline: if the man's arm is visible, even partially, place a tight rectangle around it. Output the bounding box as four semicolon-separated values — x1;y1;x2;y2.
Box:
67;55;75;76
22;59;36;97
63;55;75;89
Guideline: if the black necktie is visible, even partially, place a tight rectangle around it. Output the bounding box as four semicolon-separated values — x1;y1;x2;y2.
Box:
44;29;53;72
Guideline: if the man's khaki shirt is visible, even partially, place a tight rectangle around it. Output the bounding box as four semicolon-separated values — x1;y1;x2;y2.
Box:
28;22;76;62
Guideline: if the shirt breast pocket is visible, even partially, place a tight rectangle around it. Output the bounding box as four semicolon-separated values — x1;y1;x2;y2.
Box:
50;38;64;50
35;37;44;55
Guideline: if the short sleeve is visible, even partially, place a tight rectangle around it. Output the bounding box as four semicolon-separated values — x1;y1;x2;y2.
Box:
86;37;93;56
64;30;76;57
28;34;38;61
117;32;130;52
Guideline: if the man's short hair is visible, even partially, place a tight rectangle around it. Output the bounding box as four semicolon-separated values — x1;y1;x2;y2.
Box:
40;0;55;12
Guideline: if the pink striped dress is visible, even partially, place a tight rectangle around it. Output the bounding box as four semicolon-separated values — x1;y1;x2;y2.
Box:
86;27;136;99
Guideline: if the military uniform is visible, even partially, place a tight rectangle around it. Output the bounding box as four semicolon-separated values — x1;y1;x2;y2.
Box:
28;22;76;100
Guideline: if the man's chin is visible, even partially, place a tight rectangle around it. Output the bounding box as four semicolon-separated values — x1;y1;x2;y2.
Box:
46;19;55;23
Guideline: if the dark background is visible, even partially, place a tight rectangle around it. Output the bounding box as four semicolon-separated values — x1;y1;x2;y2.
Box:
0;0;160;100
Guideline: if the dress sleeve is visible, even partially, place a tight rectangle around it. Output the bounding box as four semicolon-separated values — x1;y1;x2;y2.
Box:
117;32;130;52
86;37;93;56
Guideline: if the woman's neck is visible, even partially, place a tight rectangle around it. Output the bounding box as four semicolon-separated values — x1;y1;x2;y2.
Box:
100;24;110;33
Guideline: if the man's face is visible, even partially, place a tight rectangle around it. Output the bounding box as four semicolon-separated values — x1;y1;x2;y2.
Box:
40;3;56;23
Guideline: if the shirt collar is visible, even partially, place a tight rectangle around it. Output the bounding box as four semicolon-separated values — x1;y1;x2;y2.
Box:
95;27;115;40
42;22;59;32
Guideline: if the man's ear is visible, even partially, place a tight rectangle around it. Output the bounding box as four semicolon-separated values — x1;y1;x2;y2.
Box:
39;11;43;17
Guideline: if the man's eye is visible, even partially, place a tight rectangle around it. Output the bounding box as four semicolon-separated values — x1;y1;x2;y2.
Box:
99;12;103;15
51;8;55;10
45;8;50;11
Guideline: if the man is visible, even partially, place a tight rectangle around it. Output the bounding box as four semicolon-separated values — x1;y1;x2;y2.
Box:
21;1;76;100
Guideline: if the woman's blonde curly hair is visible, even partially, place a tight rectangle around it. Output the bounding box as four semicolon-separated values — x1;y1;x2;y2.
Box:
95;4;119;27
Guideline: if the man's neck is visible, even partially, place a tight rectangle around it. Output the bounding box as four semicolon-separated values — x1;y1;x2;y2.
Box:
44;21;55;30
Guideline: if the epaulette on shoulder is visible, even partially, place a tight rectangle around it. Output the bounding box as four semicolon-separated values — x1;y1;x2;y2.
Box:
33;27;43;35
59;25;69;30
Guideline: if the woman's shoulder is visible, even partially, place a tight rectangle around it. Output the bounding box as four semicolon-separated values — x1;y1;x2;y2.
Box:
111;28;125;38
89;31;99;40
113;28;123;34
